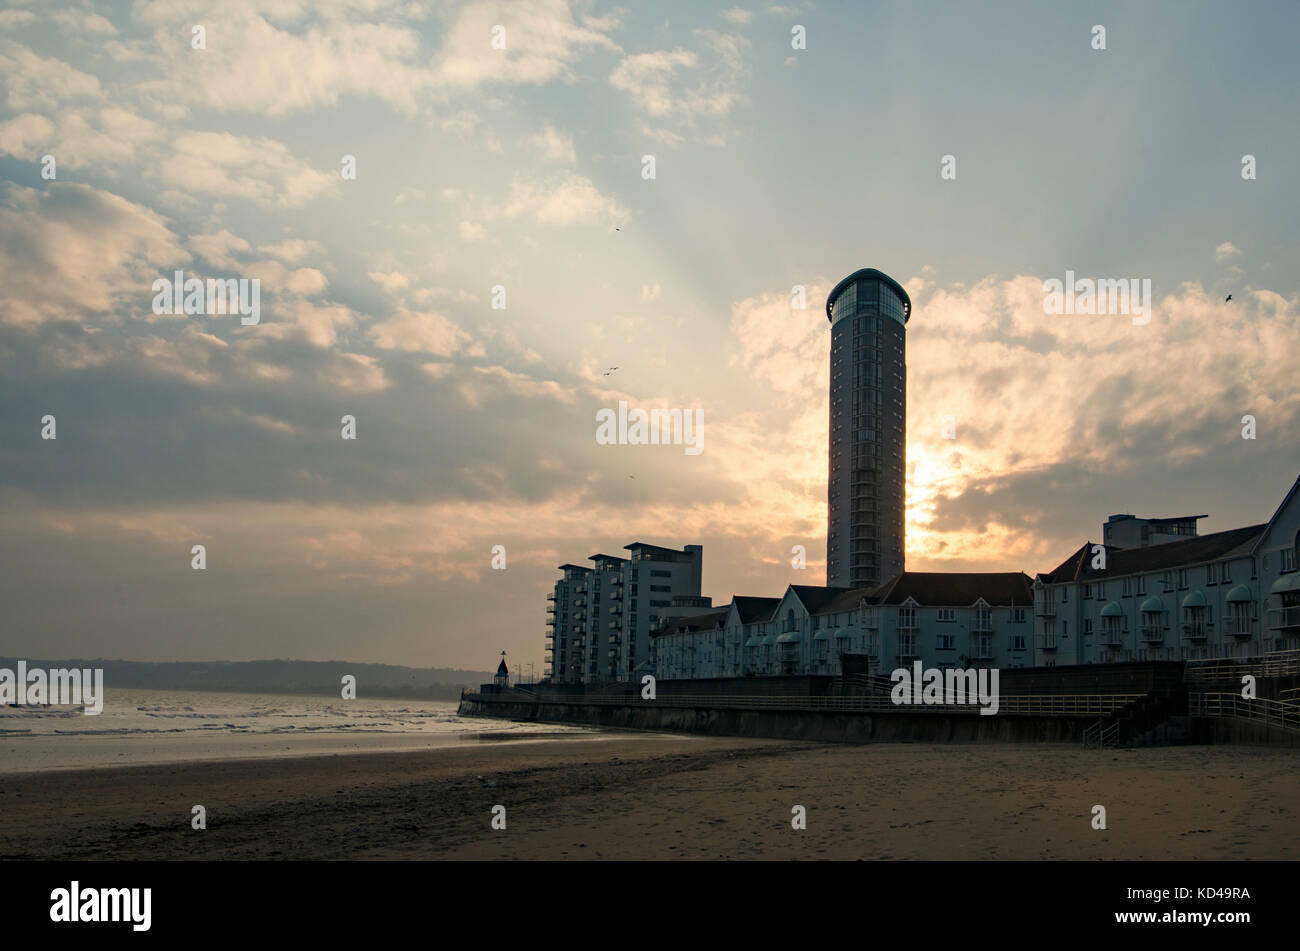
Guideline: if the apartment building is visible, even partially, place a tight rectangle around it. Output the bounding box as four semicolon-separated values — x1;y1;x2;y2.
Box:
1032;476;1300;666
546;543;703;684
651;572;1033;680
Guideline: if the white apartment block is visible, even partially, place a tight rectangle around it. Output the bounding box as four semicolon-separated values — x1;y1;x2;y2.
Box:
546;543;703;684
651;573;1034;680
1033;476;1300;666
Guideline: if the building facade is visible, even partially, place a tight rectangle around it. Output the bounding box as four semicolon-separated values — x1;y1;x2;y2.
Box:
1033;477;1300;666
651;572;1033;680
546;543;703;684
825;268;910;590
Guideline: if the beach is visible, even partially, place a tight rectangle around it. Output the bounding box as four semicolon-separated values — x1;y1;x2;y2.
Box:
2;736;1296;860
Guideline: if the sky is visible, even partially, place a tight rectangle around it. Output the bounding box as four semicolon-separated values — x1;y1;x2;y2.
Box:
1;0;1297;673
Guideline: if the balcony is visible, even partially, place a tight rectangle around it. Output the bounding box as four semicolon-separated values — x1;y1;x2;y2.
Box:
546;593;556;602
973;637;994;660
546;604;555;615
1140;625;1164;642
1224;616;1253;637
1100;627;1125;646
973;617;994;633
1035;601;1057;617
610;589;623;601
1266;606;1300;630
1035;634;1057;651
1181;622;1208;640
611;577;624;587
897;615;918;630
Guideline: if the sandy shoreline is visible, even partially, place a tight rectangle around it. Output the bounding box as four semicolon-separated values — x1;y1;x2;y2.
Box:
2;736;1296;860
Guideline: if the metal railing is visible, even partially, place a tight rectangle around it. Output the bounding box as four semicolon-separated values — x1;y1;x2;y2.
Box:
1223;617;1253;636
1082;719;1120;749
462;690;1145;717
1266;606;1300;629
1184;650;1300;681
1189;692;1300;735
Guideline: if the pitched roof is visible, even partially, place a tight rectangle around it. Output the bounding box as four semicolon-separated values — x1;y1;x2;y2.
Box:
1042;524;1266;584
1251;475;1300;554
730;596;781;623
812;585;878;616
788;584;855;613
653;610;728;637
871;571;1034;606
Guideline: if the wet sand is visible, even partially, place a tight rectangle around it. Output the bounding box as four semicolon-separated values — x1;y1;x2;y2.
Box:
1;737;1296;860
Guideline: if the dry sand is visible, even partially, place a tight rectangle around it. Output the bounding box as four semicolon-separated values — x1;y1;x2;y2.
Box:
1;735;1296;860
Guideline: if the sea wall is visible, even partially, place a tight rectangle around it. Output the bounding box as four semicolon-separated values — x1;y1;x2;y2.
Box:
458;697;1091;744
1188;715;1300;749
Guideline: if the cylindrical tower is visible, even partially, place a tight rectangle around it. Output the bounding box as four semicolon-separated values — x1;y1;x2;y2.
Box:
825;268;910;590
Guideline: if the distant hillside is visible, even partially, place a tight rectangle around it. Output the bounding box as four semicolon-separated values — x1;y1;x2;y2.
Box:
0;658;495;702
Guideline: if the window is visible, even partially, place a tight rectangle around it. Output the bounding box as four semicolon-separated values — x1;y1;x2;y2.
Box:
937;634;954;650
1220;562;1231;583
1011;608;1026;623
1206;565;1216;585
1083;618;1093;634
1082;583;1092;599
1283;549;1297;573
937;608;956;622
1122;578;1131;597
1061;587;1068;603
1177;569;1189;589
1011;635;1026;651
1136;576;1146;596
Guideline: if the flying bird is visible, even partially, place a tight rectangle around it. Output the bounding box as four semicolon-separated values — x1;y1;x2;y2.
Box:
1225;294;1232;302
603;366;619;376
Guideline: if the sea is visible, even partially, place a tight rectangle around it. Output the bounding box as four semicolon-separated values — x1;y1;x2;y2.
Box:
0;688;601;774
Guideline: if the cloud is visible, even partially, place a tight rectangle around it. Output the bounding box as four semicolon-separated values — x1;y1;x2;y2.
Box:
1215;241;1241;262
434;0;620;89
0;40;104;110
609;30;749;140
722;8;753;25
0;106;165;171
0;182;187;327
368;305;471;356
133;7;437;116
490;173;625;227
518;122;576;163
158;132;337;208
